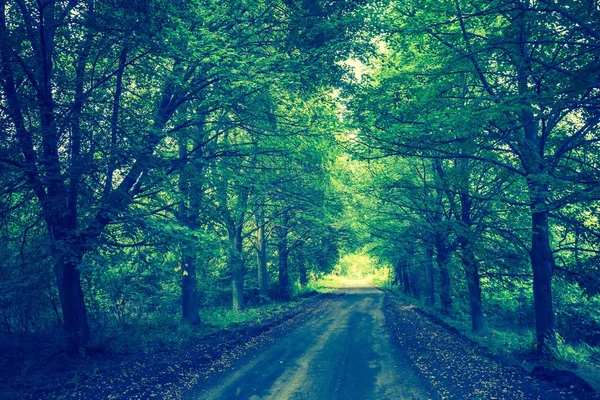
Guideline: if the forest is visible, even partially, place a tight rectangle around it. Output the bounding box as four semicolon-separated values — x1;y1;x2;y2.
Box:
1;0;599;398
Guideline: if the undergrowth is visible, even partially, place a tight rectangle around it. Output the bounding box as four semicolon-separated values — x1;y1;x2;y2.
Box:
94;298;311;355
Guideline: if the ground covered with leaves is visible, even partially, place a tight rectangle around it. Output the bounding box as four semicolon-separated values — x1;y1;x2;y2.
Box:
0;294;334;400
384;294;599;400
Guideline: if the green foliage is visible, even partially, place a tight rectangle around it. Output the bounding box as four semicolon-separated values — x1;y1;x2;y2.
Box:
0;0;369;348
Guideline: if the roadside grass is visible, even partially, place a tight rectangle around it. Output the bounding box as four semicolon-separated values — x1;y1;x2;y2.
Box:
201;302;292;330
312;275;347;291
367;273;390;287
4;290;323;367
378;283;600;393
95;298;312;355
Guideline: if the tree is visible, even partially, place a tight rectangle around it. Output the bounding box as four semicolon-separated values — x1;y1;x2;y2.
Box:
348;0;600;351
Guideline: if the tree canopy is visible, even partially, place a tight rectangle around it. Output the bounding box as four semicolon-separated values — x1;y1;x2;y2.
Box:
1;0;599;362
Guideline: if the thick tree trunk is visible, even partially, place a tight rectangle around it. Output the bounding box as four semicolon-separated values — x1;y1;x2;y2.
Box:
456;162;484;332
222;184;249;312
53;239;90;351
521;104;556;351
256;206;269;300
2;1;203;347
435;235;452;314
531;207;556;351
32;1;91;350
231;228;245;311
178;136;201;325
425;245;435;306
462;242;483;332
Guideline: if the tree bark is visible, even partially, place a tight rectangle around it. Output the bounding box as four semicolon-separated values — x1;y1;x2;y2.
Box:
256;204;269;300
221;182;248;312
522;100;557;352
425;245;435;306
230;226;245;311
1;1;92;351
462;239;483;332
277;212;290;301
53;237;90;350
458;192;484;332
530;202;557;351
177;132;202;325
435;234;452;314
453;157;484;332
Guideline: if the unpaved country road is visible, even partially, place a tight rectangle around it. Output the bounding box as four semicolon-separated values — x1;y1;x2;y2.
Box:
193;280;433;400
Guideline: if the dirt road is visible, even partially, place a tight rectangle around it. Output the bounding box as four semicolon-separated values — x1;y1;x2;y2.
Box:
194;280;433;400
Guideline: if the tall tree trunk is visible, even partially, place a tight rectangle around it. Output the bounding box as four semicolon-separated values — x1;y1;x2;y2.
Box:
514;4;556;352
36;2;90;351
54;8;95;349
458;191;484;332
277;211;290;300
2;0;200;348
221;183;249;312
455;158;484;332
462;238;483;332
53;235;90;351
178;210;201;325
231;227;245;311
530;201;556;351
522;105;557;352
435;234;452;314
256;204;269;300
178;135;201;325
425;245;435;306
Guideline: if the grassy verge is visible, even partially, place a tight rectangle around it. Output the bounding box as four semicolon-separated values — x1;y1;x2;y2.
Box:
96;297;317;355
312;275;348;290
377;283;600;393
